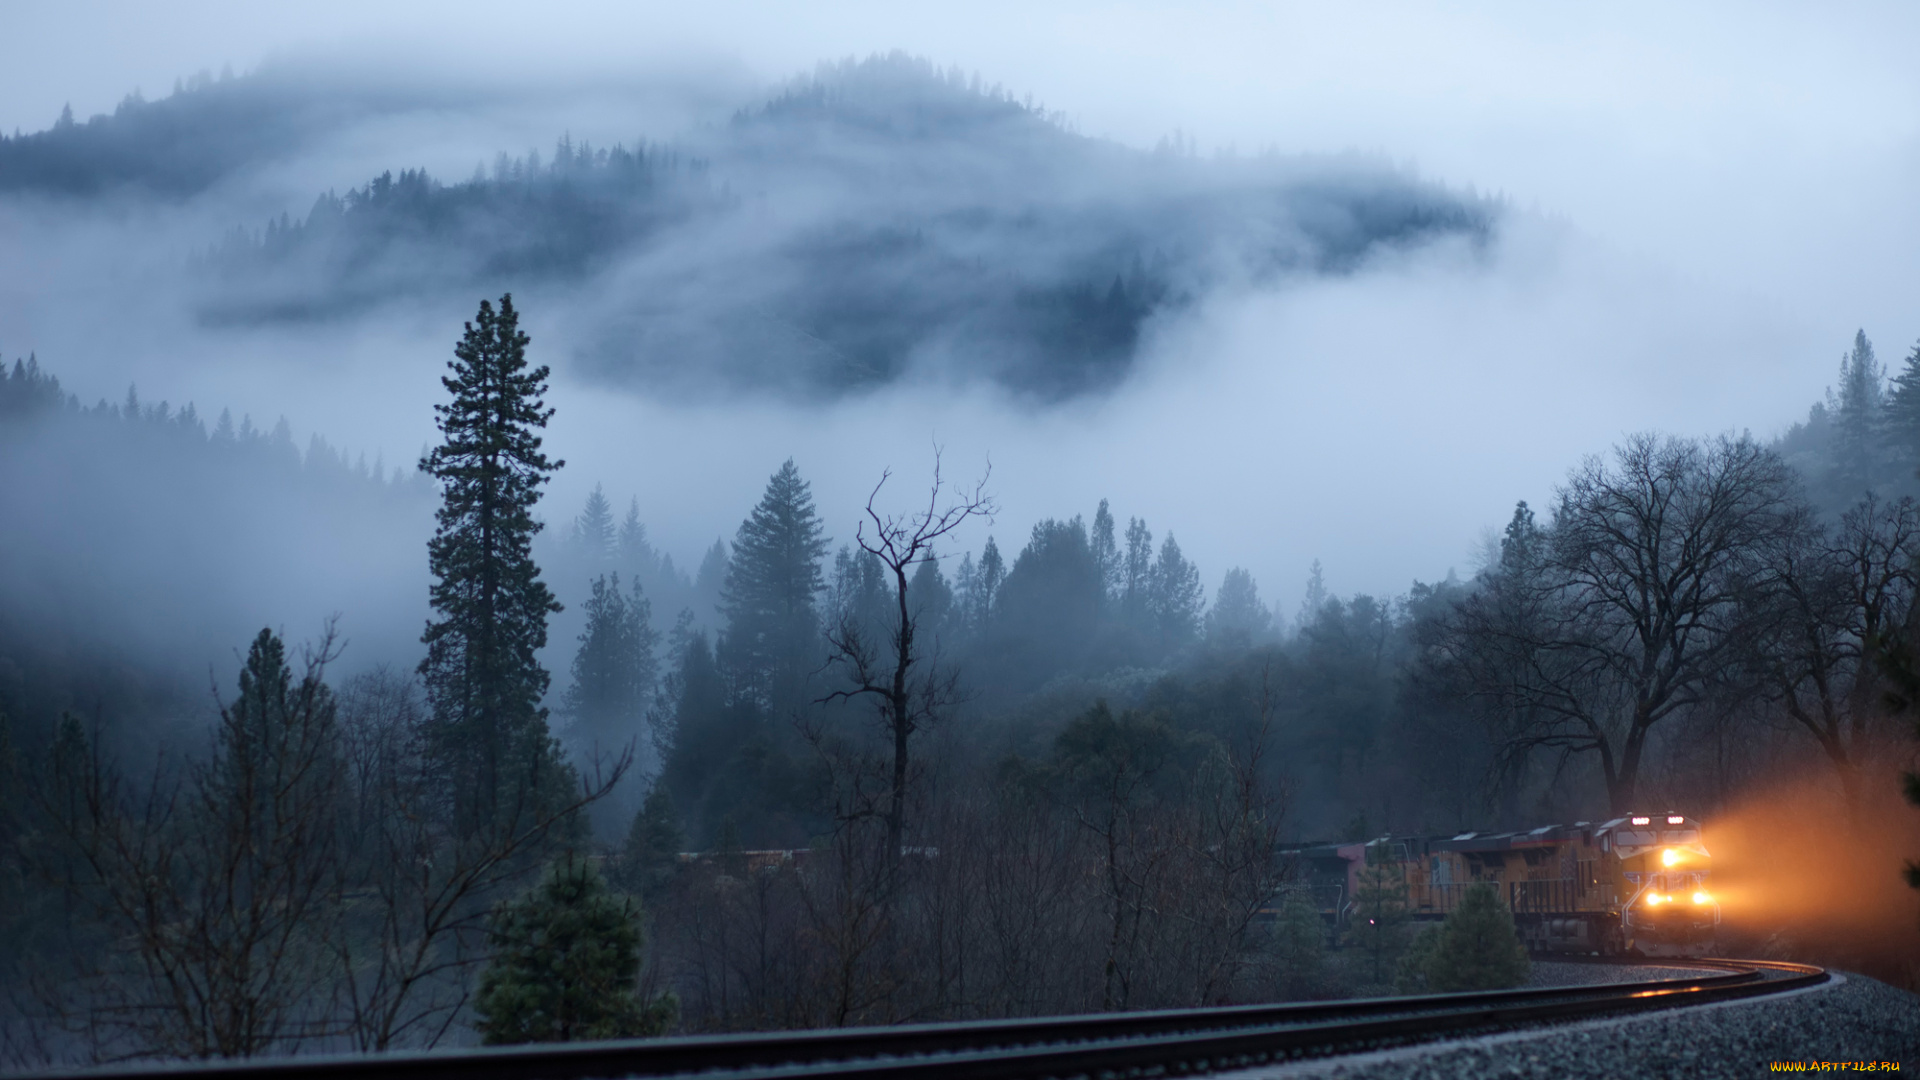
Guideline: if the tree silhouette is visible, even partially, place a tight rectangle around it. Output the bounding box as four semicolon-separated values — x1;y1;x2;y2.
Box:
418;294;573;837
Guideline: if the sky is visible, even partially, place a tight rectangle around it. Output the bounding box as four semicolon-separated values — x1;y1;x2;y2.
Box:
4;1;1919;615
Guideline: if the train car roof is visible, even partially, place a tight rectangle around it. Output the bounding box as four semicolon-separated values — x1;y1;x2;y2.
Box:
1278;817;1706;859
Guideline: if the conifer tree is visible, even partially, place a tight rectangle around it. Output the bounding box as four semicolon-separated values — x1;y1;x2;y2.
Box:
1121;518;1153;625
418;294;572;836
216;629;346;834
1296;560;1329;633
1498;501;1539;575
831;544;891;640
1882;339;1920;475
953;552;979;632
719;459;829;711
1206;568;1271;646
618;498;659;580
1415;882;1529;991
1147;533;1204;647
693;538;729;612
908;556;954;640
31;630;348;1058
969;536;1005;627
473;857;676;1043
1343;846;1411;986
1270;888;1327;1000
1827;329;1885;496
654;627;737;842
1091;498;1120;601
570;483;615;565
561;573;659;757
613;786;686;900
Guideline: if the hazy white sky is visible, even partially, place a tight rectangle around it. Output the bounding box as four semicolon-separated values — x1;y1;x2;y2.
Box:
5;1;1919;609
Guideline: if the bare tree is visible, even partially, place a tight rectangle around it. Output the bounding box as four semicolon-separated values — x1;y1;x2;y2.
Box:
1748;494;1920;815
821;452;993;865
331;668;630;1051
1436;434;1801;814
25;628;349;1062
1041;689;1284;1012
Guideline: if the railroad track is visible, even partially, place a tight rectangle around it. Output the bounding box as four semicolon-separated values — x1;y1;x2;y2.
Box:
30;958;1828;1080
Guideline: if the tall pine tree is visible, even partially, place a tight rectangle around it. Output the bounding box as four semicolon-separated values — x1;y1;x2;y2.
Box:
1121;517;1153;627
1091;498;1120;602
718;459;829;712
970;536;1005;628
1827;329;1885;496
419;294;573;836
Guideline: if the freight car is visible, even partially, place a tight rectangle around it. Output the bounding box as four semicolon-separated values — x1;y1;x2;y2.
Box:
1277;813;1718;957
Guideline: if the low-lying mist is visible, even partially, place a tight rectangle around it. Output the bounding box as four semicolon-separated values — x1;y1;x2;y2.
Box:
0;47;1899;757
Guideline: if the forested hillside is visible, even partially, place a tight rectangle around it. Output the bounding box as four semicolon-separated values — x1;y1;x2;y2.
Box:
1774;330;1920;511
0;66;446;199
0;356;432;760
1;53;1497;400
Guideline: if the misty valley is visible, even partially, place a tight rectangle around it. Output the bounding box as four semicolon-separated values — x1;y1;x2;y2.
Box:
0;50;1916;1069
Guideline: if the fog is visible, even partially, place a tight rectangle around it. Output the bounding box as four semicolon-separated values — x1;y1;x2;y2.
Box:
0;7;1912;693
5;4;1914;637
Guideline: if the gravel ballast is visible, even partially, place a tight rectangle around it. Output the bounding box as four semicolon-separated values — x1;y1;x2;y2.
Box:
1525;960;1707;988
1222;970;1919;1078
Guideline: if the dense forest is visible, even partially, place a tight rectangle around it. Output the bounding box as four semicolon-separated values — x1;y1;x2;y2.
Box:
3;311;1918;1062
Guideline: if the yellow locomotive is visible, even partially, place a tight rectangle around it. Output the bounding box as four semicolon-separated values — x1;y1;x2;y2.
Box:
1284;813;1719;957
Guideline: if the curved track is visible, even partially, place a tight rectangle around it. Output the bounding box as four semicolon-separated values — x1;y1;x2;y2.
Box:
31;958;1828;1080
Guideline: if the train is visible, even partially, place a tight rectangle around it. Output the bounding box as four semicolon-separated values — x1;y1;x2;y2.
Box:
1280;813;1720;957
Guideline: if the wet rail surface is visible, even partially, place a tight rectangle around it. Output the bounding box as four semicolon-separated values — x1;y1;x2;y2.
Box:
26;959;1828;1080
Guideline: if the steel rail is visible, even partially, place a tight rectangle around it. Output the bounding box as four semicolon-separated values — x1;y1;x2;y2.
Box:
23;958;1827;1080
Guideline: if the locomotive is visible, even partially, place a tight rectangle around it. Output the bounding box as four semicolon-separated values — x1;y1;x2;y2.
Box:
1281;813;1719;957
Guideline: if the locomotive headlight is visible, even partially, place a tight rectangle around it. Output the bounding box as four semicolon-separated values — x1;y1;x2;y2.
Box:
1692;891;1711;905
1661;848;1682;866
1645;893;1664;906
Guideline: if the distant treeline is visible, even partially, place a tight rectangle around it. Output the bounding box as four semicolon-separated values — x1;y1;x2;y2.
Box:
0;67;403;198
0;355;430;766
198;140;717;323
1775;329;1920;511
6;310;1920;1062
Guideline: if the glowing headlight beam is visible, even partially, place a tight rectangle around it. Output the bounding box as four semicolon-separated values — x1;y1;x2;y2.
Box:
1661;848;1682;866
1692;891;1711;905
